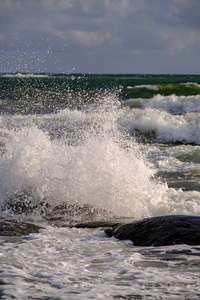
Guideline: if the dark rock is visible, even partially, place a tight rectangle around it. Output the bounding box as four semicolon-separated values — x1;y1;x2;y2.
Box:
2;192;50;216
0;220;43;237
44;203;104;223
2;196;110;225
105;215;200;246
73;220;122;228
71;217;135;229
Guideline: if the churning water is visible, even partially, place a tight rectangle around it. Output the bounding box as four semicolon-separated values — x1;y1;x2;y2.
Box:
1;74;200;299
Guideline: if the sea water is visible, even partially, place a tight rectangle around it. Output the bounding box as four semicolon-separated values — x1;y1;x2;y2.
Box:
0;74;200;299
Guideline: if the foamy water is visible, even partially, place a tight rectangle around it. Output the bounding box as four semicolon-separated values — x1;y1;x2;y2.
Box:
1;96;200;221
0;102;165;219
1;227;200;299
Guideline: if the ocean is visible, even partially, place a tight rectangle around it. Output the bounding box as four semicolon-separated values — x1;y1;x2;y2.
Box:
0;73;200;299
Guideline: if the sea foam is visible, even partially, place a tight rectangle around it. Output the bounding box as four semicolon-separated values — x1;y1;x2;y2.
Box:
0;94;166;220
1;94;200;221
119;106;200;144
144;94;200;114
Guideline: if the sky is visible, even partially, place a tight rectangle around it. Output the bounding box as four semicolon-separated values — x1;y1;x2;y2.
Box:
0;0;200;74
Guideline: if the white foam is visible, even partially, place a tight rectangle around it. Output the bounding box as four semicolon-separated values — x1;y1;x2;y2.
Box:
0;92;169;220
1;94;200;220
182;82;200;88
1;73;49;78
134;84;159;90
1;227;200;299
119;107;200;144
143;94;200;113
0;116;161;218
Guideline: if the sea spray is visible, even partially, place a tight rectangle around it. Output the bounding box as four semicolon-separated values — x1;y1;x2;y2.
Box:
1;76;200;221
0;93;169;220
1;74;200;300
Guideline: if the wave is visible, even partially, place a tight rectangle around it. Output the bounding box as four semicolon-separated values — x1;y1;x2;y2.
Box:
1;105;200;222
123;82;200;99
1;99;169;221
123;94;200;114
119;107;200;144
0;73;51;78
133;82;200;90
144;94;200;114
133;85;159;90
127;85;159;91
1;83;200;222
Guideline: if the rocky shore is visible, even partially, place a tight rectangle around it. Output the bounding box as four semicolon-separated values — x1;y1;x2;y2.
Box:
105;215;200;246
0;219;43;243
1;215;200;247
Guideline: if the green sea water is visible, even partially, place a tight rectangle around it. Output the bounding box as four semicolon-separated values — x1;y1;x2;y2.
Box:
1;73;200;114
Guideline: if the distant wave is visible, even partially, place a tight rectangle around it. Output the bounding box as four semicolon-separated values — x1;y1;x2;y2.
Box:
123;82;200;99
133;85;159;90
0;73;50;78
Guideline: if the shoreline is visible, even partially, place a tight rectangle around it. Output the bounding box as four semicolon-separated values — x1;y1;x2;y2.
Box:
1;215;200;247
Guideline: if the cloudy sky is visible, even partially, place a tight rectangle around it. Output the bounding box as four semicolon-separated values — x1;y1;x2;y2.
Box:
0;0;200;74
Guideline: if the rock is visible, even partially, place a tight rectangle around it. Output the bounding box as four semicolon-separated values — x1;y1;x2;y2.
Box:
44;203;110;224
73;220;122;229
0;220;43;237
105;215;200;246
71;217;135;229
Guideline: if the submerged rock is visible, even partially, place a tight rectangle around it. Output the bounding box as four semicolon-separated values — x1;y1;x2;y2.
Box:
0;220;43;237
105;215;200;246
2;194;110;226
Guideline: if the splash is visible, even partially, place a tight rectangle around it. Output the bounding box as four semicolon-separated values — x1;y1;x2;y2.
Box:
0;93;167;221
1;92;199;222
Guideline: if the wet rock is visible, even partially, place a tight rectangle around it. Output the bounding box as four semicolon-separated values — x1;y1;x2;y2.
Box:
105;215;200;246
73;220;122;228
70;217;136;229
0;220;43;237
44;203;105;223
2;192;50;216
2;195;110;226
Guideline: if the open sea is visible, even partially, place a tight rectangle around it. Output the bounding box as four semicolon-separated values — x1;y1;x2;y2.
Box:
0;73;200;299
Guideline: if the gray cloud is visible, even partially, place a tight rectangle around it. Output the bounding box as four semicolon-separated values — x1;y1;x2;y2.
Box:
0;0;200;73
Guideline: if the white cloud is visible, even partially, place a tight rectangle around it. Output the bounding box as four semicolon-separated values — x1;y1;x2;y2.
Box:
0;33;5;41
43;0;74;10
163;29;200;52
1;0;200;73
0;0;23;17
104;0;131;17
69;30;111;47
